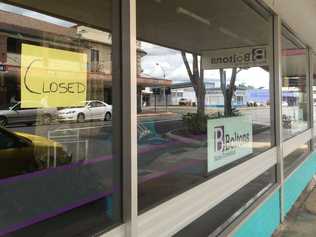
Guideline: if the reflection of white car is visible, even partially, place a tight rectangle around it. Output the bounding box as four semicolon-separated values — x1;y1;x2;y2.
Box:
179;98;192;106
282;101;289;107
57;100;112;123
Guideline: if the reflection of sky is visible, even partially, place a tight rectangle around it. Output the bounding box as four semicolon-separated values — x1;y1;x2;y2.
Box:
0;3;270;89
141;42;270;89
0;2;75;27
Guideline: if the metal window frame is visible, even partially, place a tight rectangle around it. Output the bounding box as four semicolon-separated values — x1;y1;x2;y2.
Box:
308;49;315;147
282;129;312;157
273;14;285;223
121;0;138;236
101;0;316;236
2;0;314;237
137;148;277;237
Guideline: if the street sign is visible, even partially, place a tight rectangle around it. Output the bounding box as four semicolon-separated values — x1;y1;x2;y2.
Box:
152;88;161;95
165;87;171;95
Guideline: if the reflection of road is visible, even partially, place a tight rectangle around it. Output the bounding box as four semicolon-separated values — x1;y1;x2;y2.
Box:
7;115;184;162
5;110;276;223
6;107;275;163
9;121;113;161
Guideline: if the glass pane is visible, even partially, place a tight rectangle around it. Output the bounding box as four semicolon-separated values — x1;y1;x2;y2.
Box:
281;26;309;140
137;0;274;212
284;143;310;177
174;166;276;236
0;2;121;236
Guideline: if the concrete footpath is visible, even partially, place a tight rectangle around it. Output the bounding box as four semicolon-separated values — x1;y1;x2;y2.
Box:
274;184;316;237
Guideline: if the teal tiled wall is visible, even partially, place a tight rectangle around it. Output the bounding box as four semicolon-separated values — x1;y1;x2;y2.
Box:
232;190;280;237
232;152;316;237
284;152;316;214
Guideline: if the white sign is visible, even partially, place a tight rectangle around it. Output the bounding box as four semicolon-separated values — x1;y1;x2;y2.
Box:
207;116;253;173
202;46;269;69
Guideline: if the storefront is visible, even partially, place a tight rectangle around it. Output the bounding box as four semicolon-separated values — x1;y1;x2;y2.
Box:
0;0;316;237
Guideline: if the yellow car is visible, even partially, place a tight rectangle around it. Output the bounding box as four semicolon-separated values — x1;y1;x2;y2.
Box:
0;127;72;179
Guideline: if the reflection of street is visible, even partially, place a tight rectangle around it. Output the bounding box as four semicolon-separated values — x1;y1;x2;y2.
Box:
6;107;275;167
137;108;273;210
8;120;113;161
5;108;274;212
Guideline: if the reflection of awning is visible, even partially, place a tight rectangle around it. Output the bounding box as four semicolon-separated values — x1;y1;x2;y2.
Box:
89;74;172;87
282;49;307;79
6;0;271;53
4;64;172;87
137;76;172;87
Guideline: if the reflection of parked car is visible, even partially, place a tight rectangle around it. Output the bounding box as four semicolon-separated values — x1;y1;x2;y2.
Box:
58;100;112;123
0;127;72;179
0;102;57;126
282;101;289;107
179;98;192;106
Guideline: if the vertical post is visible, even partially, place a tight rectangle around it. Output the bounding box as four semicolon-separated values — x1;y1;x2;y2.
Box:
155;94;157;112
76;132;80;161
166;94;168;112
53;142;57;168
47;148;50;168
274;15;285;222
112;0;123;226
122;0;138;236
85;139;89;161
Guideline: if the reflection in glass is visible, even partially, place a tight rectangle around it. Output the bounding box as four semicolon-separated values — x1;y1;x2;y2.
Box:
174;166;276;236
137;0;275;220
0;2;120;236
281;27;309;140
284;143;310;177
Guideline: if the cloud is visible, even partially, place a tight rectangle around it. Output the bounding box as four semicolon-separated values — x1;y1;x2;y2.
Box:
141;41;270;88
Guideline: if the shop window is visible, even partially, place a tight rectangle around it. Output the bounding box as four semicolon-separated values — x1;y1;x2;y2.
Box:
136;0;275;213
0;1;121;236
281;26;309;140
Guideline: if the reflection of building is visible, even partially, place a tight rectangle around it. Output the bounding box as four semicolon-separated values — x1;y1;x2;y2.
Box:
170;82;248;107
0;10;171;108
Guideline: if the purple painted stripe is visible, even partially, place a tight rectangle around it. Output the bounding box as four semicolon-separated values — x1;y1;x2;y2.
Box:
0;190;114;236
0;154;113;186
0;137;200;235
138;140;180;154
139;159;202;183
0;138;180;186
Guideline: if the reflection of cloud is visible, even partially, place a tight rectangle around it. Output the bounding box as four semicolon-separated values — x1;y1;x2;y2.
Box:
236;67;269;89
0;2;76;27
141;41;270;89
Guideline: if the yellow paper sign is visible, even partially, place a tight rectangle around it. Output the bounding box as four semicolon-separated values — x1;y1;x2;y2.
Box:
21;44;87;108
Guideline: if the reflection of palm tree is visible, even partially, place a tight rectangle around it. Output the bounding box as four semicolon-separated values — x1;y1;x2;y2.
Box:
24;59;42;95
